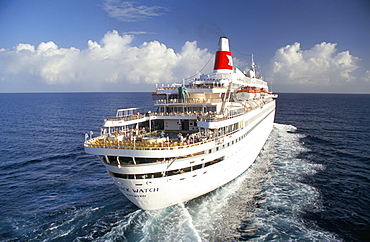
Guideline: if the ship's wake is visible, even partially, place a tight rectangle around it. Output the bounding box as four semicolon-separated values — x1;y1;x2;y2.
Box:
83;123;339;241
244;123;339;241
26;123;340;241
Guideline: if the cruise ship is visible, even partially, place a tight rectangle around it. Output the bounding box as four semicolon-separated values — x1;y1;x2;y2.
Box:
84;37;277;210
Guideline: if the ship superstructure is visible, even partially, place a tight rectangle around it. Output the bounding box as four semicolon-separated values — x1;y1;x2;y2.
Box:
84;37;277;210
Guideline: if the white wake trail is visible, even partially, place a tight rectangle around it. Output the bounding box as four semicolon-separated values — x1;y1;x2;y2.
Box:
178;202;202;242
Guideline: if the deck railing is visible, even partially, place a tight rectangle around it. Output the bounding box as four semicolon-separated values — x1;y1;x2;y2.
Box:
85;136;214;151
154;98;222;105
85;126;243;151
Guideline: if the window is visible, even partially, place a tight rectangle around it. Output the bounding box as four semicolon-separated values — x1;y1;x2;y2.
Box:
108;156;225;180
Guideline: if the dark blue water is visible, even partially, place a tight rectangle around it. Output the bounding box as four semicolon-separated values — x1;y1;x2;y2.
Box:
0;93;369;241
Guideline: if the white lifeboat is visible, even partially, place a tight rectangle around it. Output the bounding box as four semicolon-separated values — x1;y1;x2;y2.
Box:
235;86;256;100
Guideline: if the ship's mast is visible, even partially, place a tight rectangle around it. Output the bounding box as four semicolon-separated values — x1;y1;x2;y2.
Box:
251;54;256;73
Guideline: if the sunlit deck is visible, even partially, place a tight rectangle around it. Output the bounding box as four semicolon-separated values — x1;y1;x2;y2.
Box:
84;130;214;151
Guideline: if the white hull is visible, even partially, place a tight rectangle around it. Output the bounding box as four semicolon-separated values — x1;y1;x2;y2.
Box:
92;102;275;210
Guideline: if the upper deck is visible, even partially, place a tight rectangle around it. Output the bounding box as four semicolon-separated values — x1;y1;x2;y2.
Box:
84;98;275;156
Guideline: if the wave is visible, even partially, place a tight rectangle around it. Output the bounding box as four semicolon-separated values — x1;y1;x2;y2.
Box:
3;123;341;241
71;123;339;241
246;123;338;241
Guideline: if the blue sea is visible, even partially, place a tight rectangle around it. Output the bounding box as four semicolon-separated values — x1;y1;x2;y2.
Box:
0;93;369;241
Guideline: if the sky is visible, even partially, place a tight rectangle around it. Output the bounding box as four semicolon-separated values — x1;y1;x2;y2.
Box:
0;0;369;93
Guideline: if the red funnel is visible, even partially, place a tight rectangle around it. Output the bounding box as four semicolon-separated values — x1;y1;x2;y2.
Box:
214;37;233;72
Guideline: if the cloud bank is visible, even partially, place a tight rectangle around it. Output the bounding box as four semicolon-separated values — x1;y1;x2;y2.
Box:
0;30;213;92
269;42;361;90
0;31;367;93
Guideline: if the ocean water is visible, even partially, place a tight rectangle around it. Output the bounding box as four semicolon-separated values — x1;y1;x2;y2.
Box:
0;93;369;241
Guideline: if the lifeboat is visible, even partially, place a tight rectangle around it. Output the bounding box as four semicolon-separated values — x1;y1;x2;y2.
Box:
235;86;256;100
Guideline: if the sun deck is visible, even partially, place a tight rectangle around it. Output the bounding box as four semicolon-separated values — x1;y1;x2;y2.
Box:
85;130;215;151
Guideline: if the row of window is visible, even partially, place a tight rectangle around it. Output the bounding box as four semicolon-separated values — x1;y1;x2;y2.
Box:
157;105;217;114
108;157;224;180
100;151;205;165
208;107;275;154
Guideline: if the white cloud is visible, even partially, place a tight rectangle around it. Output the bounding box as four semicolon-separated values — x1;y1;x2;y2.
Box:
5;33;366;93
0;30;214;91
365;71;370;82
102;0;168;22
16;43;35;53
270;42;359;86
